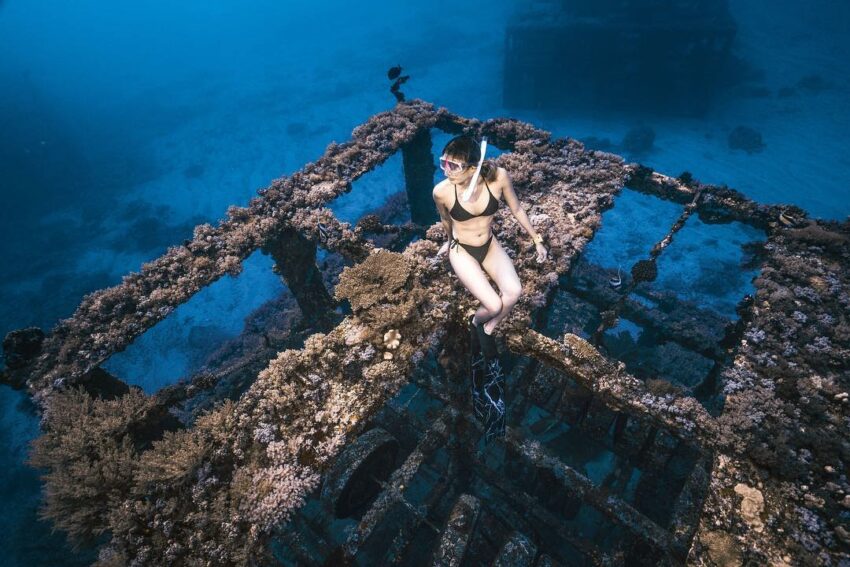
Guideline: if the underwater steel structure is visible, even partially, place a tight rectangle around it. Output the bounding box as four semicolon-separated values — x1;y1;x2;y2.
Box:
2;99;849;565
503;0;737;115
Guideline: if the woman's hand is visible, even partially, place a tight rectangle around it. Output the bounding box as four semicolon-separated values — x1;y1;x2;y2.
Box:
534;242;548;263
428;240;451;267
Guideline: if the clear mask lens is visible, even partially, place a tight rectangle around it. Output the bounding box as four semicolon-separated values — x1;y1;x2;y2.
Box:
439;157;464;173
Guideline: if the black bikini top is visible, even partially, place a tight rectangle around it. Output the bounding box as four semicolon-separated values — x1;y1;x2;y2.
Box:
449;180;499;222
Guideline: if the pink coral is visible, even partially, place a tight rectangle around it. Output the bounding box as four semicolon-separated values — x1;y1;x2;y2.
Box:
237;465;320;532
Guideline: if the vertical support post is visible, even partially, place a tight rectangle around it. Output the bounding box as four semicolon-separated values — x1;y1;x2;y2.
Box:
401;127;438;226
262;228;336;332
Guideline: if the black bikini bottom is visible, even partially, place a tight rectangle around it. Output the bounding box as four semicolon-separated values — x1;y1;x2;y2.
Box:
450;233;494;266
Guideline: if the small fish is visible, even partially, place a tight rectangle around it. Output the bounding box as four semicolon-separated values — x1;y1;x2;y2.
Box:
317;223;329;241
778;211;799;227
609;264;622;289
387;65;402;80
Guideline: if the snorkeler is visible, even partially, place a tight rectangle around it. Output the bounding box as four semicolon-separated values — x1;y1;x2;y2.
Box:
432;135;547;438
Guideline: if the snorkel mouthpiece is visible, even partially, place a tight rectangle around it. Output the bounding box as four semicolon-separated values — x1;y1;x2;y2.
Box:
461;136;488;203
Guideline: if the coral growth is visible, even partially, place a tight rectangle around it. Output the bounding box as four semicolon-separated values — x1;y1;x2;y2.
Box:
705;217;850;564
28;387;155;545
334;249;413;311
22;99;850;566
631;259;658;283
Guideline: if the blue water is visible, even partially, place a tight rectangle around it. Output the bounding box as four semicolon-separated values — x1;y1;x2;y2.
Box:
584;188;765;319
1;1;849;564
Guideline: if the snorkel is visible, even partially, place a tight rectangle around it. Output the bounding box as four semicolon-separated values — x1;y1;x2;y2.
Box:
460;136;488;203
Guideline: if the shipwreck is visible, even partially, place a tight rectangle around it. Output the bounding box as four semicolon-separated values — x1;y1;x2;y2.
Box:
2;99;849;566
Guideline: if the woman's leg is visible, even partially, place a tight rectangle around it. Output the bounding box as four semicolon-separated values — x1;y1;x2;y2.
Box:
480;238;523;334
472;304;493;326
449;245;503;325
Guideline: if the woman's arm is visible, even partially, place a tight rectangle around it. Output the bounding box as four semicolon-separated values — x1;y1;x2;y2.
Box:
432;185;453;255
499;168;548;262
499;168;538;238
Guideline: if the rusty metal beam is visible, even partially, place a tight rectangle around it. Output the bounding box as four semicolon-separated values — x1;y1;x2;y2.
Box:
469;443;615;567
623;164;785;230
668;453;713;551
503;428;685;562
431;494;481;567
493;531;537;567
505;329;730;452
343;407;455;558
13;101;442;402
592;187;703;343
563;261;728;362
261;226;337;332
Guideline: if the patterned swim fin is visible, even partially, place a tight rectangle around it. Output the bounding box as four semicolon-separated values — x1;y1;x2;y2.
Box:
469;316;506;441
469;316;487;421
482;358;506;442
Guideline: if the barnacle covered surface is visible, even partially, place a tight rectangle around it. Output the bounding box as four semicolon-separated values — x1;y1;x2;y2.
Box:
11;100;625;564
5;99;849;565
690;219;850;565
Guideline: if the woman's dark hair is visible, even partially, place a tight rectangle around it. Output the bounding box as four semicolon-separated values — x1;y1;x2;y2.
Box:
442;135;498;183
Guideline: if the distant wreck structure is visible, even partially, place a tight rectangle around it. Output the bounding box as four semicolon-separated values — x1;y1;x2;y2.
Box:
2;99;849;566
504;0;737;115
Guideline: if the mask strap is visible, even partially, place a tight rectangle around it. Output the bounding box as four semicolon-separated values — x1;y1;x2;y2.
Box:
461;136;488;202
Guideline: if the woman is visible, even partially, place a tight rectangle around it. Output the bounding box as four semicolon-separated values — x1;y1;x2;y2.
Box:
432;135;548;339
